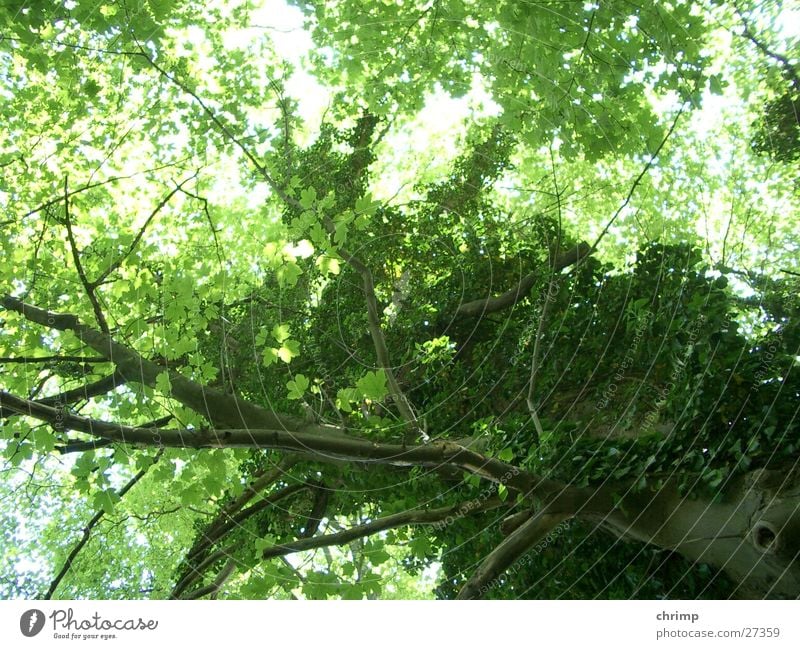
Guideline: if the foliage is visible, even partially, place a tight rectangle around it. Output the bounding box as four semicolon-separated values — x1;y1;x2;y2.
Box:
0;0;798;600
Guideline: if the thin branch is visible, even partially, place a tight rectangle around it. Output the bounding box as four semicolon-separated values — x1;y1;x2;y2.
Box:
136;52;420;439
37;371;125;407
735;6;800;91
299;481;330;538
92;175;196;286
172;484;307;598
334;237;426;440
588;105;685;255
189;484;307;564
55;439;114;454
54;415;172;454
137;47;421;440
137;48;302;212
526;276;555;445
0;355;108;364
63;174;110;333
171;546;234;599
315;114;424;440
21;159;193;219
269;78;294;182
279;555;305;592
177;185;224;265
456;511;570;599
42;449;163;599
1;371;124;422
455;243;591;318
197;458;298;551
26;201;50;295
260;497;505;561
525;152;565;443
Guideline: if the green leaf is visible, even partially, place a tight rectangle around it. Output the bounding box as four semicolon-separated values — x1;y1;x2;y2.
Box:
155;371;172;396
278;339;300;363
356;370;388;400
354;194;380;218
334;220;348;245
180;485;204;507
93;489;121;514
336;388;358;412
497;447;514;462
277;261;302;287
408;535;431;558
498;483;508;501
299;186;317;209
316;254;341;275
368;548;391;565
262;347;279;366
287;373;310;399
319;191;336;209
272;323;291;343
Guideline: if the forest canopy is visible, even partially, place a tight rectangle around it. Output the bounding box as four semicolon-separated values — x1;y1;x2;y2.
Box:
0;0;799;600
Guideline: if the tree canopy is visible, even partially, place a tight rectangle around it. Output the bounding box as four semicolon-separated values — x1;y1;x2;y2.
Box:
1;0;799;600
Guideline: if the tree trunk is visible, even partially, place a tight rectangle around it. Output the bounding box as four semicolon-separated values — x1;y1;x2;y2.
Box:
596;467;800;598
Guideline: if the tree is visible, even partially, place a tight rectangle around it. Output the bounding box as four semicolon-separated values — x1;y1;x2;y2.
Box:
0;0;798;599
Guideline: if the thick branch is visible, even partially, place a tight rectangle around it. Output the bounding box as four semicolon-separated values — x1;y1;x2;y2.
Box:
456;511;570;599
181;559;236;600
1;294;319;432
455;242;591;318
299;482;330;538
0;390;562;496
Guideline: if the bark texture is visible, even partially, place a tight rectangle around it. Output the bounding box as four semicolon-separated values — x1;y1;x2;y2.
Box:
597;467;800;598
